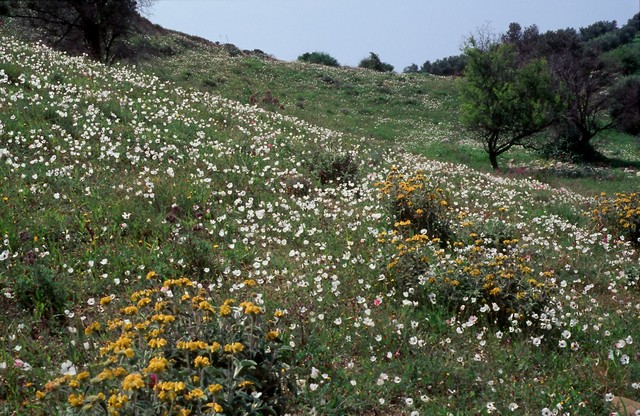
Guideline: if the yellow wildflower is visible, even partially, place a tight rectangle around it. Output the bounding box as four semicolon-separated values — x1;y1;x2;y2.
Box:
107;393;128;409
193;356;210;368
224;342;244;354
145;356;169;373
68;393;84;407
207;384;223;394
148;337;167;349
187;388;205;400
121;305;138;315
122;373;145;391
219;304;231;316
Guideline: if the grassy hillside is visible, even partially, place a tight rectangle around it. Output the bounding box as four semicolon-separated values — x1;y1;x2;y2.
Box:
1;23;640;416
128;30;461;145
129;30;640;193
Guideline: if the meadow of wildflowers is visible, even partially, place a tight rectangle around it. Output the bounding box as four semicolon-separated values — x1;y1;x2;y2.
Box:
1;28;640;415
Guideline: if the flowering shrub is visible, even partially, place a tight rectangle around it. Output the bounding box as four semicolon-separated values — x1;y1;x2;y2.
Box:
375;167;452;242
38;272;294;415
376;169;555;328
434;237;553;327
592;192;640;246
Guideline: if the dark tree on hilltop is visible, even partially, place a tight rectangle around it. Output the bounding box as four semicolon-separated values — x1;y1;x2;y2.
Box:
298;51;340;67
420;55;467;76
358;52;394;72
403;63;419;73
534;29;620;160
579;20;618;42
1;0;154;63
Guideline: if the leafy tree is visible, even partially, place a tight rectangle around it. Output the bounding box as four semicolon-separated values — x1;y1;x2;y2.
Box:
579;20;617;42
610;76;640;136
403;63;419;73
604;42;640;75
420;54;467;76
460;40;559;170
297;51;340;67
589;13;639;52
358;52;394;72
2;0;153;63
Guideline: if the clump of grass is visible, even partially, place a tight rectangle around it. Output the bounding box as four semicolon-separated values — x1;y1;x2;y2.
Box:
36;272;295;415
281;174;312;198
14;265;69;322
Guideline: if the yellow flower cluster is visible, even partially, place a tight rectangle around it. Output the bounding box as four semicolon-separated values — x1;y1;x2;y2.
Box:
240;301;263;315
37;272;287;415
593;192;640;245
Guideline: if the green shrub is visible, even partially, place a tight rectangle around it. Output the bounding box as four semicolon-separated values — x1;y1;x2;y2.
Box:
307;150;359;186
376;169;554;329
297;51;340;67
14;265;68;321
375;168;452;242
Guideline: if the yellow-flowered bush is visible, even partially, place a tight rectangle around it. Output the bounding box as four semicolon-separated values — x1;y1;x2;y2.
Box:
431;237;553;327
375;167;453;243
592;192;640;246
376;169;554;329
38;273;294;415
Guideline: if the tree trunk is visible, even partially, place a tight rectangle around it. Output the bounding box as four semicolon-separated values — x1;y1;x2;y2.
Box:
489;151;500;171
83;24;105;62
573;135;603;162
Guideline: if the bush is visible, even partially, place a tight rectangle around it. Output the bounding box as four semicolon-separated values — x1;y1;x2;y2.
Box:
592;192;640;246
376;169;554;329
610;76;640;136
37;273;295;415
307;150;359;186
431;237;552;328
14;265;68;321
358;52;394;72
297;51;340;67
282;174;312;198
375;168;452;242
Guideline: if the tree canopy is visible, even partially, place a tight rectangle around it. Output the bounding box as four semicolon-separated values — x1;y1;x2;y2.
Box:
297;51;340;67
358;52;394;72
460;41;560;170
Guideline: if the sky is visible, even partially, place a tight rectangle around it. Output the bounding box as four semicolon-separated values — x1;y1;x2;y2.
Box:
147;0;640;71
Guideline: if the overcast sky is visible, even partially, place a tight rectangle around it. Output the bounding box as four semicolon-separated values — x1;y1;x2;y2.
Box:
148;0;639;71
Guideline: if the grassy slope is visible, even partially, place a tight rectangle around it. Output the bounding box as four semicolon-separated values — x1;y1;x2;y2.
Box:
0;24;639;415
131;30;640;195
